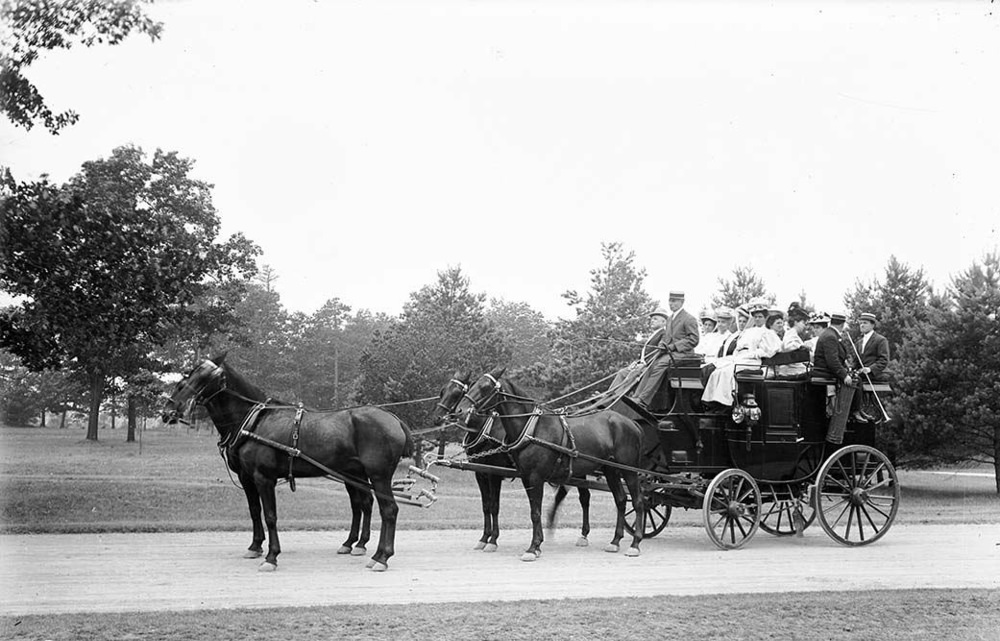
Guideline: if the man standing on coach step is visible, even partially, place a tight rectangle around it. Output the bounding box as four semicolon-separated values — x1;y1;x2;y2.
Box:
630;290;700;410
813;312;856;444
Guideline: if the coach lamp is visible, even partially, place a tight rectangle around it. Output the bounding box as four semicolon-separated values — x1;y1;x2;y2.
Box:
731;392;761;451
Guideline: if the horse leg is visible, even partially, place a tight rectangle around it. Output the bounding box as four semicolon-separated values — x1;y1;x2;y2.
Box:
483;475;502;552
339;484;372;556
366;477;399;572
603;469;627;554
622;471;644;557
240;474;265;559
474;472;492;550
354;487;374;555
255;473;281;571
577;487;591;547
546;484;568;531
520;477;545;562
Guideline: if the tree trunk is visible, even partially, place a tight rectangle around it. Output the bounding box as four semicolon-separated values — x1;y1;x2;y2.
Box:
126;395;137;443
86;373;103;441
41;409;46;427
60;409;67;429
110;396;116;429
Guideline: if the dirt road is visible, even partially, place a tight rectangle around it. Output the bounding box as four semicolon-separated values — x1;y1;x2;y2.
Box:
2;523;998;615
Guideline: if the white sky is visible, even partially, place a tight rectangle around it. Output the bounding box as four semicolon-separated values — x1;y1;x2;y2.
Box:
2;0;998;321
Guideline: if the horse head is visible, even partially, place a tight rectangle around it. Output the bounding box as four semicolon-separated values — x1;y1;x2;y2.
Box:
454;367;507;422
161;354;228;424
431;371;472;426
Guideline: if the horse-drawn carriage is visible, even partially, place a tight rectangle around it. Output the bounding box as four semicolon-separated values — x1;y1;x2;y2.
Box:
431;352;900;554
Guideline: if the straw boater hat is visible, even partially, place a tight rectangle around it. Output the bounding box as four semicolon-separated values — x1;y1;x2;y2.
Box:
716;307;735;321
668;290;685;300
859;312;878;324
649;307;670;320
829;312;847;324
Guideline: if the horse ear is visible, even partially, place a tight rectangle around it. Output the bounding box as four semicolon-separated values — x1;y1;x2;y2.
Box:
492;366;507;378
211;352;228;365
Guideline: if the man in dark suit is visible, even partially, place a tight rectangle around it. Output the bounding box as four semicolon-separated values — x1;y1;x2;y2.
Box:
630;290;701;409
849;311;891;422
607;308;669;393
812;312;856;444
853;312;890;381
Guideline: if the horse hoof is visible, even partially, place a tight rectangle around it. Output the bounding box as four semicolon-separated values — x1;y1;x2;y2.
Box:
473;541;486;550
575;536;589;547
483;543;498;553
625;547;641;557
365;558;376;569
336;545;352;555
370;561;388;572
603;543;620;553
350;546;367;557
243;549;263;559
258;561;277;572
520;551;539;562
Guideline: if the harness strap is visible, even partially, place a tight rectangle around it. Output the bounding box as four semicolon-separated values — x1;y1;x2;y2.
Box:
287;405;305;491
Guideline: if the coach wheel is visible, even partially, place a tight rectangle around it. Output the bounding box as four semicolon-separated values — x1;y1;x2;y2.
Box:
813;445;899;546
702;469;761;550
625;488;672;539
759;485;816;537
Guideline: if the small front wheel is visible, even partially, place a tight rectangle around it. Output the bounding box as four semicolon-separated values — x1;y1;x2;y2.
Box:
702;469;761;550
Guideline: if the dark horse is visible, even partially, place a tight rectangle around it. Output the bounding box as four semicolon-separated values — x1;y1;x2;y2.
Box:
454;367;646;561
161;354;411;572
432;371;593;551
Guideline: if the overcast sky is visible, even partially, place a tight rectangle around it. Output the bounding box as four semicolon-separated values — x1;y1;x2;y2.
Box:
3;0;998;320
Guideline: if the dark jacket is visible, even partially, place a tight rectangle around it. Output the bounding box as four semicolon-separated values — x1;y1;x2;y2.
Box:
813;326;850;382
854;331;890;380
658;308;701;354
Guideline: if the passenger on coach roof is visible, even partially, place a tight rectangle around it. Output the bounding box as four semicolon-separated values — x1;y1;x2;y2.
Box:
805;312;830;361
629;290;700;410
607;307;670;395
853;312;890;382
717;304;749;358
696;308;731;362
766;311;785;340
812;312;858;443
701;298;781;407
771;303;812;379
699;309;718;336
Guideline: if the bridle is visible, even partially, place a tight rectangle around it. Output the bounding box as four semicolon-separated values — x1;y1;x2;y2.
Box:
436;378;470;414
165;360;228;416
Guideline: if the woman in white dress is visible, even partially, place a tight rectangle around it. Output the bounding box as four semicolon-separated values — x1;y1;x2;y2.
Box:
701;299;781;406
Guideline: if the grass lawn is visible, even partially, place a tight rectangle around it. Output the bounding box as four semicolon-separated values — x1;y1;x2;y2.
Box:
1;425;996;534
2;590;998;641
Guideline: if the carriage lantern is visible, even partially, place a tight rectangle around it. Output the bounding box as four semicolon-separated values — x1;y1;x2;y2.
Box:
731;392;761;426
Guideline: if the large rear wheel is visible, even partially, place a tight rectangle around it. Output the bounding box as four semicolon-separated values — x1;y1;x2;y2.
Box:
813;445;899;546
702;469;761;550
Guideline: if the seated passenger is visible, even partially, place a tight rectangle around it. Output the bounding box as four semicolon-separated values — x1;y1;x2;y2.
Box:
701;298;781;407
698;307;733;363
699;309;718;336
607;307;669;395
630;290;700;409
771;304;812;379
805;312;830;361
767;310;785;340
717;304;749;358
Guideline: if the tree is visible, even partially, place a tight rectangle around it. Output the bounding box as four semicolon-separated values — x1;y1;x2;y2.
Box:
0;145;260;440
1;0;163;133
893;253;1000;493
539;243;656;402
843;255;931;359
355;267;510;452
712;266;773;310
485;298;552;372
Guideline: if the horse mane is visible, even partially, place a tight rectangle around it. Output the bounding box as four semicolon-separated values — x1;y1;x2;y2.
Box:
221;361;281;404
